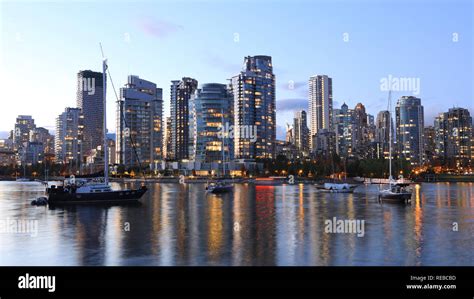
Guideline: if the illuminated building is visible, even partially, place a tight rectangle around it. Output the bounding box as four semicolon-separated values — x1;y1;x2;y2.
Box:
395;96;424;165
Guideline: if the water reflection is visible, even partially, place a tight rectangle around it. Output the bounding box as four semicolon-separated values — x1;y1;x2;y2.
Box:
0;181;473;266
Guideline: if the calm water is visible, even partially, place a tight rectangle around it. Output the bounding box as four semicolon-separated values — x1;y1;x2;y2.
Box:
0;181;473;266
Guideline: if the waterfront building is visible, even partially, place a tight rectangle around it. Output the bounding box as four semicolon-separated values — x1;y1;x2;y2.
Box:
434;107;472;168
367;113;376;142
13;115;35;150
423;126;436;163
375;110;392;159
188;83;233;163
308;75;332;150
395;96;424;166
0;139;15;167
116;75;163;168
24;141;44;165
231;55;276;159
313;128;335;157
333;103;354;158
293;110;310;158
107;138;116;166
170;77;198;161
285;123;294;144
55;108;84;165
29;127;54;156
76;70;104;156
275;140;298;160
163;117;172;160
352;103;369;158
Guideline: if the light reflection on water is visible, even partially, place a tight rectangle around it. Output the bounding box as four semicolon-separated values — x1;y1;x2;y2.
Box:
0;181;473;266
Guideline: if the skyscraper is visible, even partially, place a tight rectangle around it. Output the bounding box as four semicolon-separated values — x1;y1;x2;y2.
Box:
13;115;35;150
293;110;310;157
76;70;104;156
396;96;424;166
231;55;276;159
170;77;198;161
352;103;369;158
376;110;392;159
423;126;436;163
116;75;163;168
367;113;376;142
188;83;233;163
285;123;294;144
55;108;84;165
308;75;332;149
333;103;354;158
163;116;172;160
434;107;472;167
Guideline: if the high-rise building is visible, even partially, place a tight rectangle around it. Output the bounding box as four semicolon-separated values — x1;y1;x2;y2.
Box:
107;138;116;166
55;108;84;165
163;117;172;160
308;75;332;149
116;75;163;168
376;110;392;159
285;123;294;144
0;139;15;167
423;126;436;163
13;115;35;150
293;110;310;157
313;128;335;157
24;142;44;165
367;113;376;142
395;96;424;166
231;55;276;159
188;83;233;163
333;103;354;158
29;127;54;156
352;103;369;158
76;70;104;156
434;107;472;167
170;77;198;161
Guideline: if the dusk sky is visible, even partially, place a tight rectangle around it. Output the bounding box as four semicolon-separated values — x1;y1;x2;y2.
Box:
0;0;472;139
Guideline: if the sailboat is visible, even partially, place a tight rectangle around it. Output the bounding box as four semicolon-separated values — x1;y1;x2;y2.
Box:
206;109;233;194
47;48;147;204
378;91;412;203
315;157;358;193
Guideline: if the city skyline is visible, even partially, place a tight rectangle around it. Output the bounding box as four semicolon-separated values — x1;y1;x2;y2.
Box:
1;0;472;139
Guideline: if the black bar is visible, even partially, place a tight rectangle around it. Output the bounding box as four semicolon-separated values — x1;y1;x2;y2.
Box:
0;267;472;298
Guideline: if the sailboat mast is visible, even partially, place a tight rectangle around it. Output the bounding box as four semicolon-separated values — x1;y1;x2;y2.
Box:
221;108;225;177
388;90;392;182
103;58;109;185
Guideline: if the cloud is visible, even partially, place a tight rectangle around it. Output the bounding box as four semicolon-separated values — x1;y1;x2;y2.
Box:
137;17;183;39
203;53;241;74
276;98;308;112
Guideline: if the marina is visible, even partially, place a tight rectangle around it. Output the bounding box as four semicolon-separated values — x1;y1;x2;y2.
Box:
0;180;473;266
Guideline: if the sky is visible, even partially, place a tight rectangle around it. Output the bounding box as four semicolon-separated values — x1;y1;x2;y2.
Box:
0;0;472;140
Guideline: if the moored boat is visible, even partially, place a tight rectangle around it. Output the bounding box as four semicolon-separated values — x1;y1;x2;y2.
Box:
378;91;412;203
206;181;233;194
315;182;358;193
46;51;147;205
